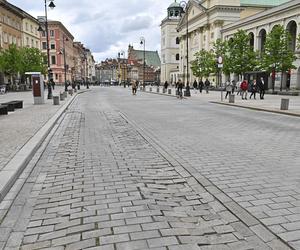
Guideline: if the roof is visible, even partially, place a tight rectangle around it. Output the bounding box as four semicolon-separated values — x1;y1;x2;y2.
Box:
240;0;290;6
168;1;181;8
131;50;161;68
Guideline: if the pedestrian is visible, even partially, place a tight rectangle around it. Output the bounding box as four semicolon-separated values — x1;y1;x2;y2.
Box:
193;80;198;94
204;78;210;94
231;80;236;94
50;79;55;90
225;80;232;99
177;79;183;99
236;81;242;95
240;79;248;100
132;80;137;95
164;81;168;90
258;77;265;99
249;79;257;99
199;79;204;93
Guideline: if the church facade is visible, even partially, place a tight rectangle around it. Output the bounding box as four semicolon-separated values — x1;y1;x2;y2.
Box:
161;0;300;90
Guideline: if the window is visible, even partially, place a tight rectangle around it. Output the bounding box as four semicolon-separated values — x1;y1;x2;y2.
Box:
42;42;47;50
31;25;33;33
176;37;180;44
55;74;58;80
31;39;34;47
51;55;56;65
176;54;180;61
36;41;39;48
50;43;55;50
26;37;29;46
25;22;28;31
50;30;55;37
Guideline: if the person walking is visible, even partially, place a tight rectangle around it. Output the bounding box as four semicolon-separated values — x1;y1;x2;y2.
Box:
204;78;210;94
231;80;236;94
177;79;183;99
199;79;204;93
249;79;257;99
164;81;169;91
193;80;198;94
240;79;248;100
132;80;137;95
258;77;265;99
225;80;232;99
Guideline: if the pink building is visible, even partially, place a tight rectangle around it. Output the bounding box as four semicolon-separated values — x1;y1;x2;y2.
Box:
40;20;74;84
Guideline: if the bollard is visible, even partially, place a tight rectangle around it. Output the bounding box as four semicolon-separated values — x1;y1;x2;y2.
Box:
280;98;289;110
168;89;171;95
63;92;67;98
163;88;166;93
68;89;73;96
150;87;152;92
229;94;235;103
157;87;159;93
53;96;59;105
60;93;65;101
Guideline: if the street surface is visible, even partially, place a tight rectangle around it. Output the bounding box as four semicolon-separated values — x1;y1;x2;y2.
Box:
0;86;299;249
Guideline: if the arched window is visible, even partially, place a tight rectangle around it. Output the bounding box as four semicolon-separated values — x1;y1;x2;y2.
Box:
258;29;266;52
286;21;297;51
176;37;180;44
249;32;254;50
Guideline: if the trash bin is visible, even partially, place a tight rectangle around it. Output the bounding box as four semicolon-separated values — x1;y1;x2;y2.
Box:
63;92;67;98
229;94;235;103
168;89;171;95
60;93;65;101
156;87;159;93
53;96;59;105
280;98;289;110
150;87;152;92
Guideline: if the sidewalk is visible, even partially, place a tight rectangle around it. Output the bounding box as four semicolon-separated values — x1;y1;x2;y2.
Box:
142;86;300;116
0;86;87;201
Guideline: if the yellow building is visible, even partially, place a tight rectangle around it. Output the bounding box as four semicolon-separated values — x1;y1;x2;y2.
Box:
22;13;40;49
0;0;23;50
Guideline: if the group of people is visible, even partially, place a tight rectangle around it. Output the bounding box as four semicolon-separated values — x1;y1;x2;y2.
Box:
235;77;265;100
192;79;211;94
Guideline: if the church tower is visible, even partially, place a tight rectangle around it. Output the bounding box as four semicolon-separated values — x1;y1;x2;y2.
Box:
160;1;183;84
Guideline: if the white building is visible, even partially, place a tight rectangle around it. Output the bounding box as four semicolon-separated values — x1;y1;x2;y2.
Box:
162;0;298;89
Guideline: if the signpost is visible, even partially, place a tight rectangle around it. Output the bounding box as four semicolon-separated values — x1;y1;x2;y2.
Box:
26;72;45;105
217;56;224;101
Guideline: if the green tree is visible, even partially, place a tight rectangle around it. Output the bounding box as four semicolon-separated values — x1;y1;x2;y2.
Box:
0;44;21;82
19;47;47;83
227;30;257;79
212;38;231;76
262;25;296;91
191;49;215;80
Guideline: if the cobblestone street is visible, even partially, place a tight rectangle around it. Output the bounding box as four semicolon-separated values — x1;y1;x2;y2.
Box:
0;87;299;249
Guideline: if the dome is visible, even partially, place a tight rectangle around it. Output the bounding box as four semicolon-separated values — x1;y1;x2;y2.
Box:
168;1;181;9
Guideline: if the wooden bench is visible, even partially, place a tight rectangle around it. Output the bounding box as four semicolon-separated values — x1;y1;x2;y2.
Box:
0;105;8;115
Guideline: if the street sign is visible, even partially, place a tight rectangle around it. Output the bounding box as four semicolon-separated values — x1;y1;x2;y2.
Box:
217;56;223;64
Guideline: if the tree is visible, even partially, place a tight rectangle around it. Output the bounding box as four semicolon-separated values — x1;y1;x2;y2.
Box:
0;44;21;82
191;49;215;80
227;30;257;80
212;39;231;76
262;25;296;91
19;47;47;83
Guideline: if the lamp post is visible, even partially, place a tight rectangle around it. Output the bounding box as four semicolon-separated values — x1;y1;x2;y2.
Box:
39;0;55;99
140;37;146;90
180;1;189;87
60;35;69;92
118;51;125;85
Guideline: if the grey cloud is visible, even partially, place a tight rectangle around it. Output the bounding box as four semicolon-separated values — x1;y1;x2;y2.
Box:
121;15;153;33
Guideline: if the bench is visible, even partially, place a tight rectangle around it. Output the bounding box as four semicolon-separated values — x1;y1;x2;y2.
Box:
1;100;23;111
0;105;8;115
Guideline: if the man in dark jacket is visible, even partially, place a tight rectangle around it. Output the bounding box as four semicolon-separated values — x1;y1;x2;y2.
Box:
258;77;265;99
199;79;204;93
204;79;210;94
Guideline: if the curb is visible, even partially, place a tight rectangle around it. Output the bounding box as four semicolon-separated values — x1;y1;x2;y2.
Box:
0;91;83;202
211;101;300;118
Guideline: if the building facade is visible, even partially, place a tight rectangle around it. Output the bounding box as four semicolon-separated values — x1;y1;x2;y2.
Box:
163;0;293;87
22;13;40;49
40;20;74;84
160;1;182;84
222;0;300;89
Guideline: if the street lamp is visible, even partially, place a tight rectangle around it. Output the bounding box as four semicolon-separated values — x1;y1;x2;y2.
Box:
59;35;69;92
118;51;125;85
180;1;189;86
140;36;146;90
38;0;56;99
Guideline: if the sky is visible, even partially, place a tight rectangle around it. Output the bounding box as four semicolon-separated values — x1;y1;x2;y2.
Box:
9;0;172;63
